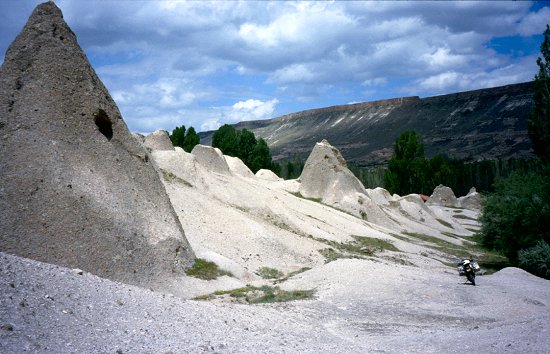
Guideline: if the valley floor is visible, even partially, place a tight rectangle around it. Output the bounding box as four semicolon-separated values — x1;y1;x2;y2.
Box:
1;252;549;353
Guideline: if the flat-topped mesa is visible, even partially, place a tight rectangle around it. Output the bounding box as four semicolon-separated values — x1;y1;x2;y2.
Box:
273;96;421;123
0;1;194;288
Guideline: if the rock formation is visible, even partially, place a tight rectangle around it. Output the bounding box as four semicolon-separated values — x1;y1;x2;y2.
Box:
299;140;365;200
0;2;194;287
299;140;393;227
225;155;254;178
144;129;174;151
428;185;459;208
191;144;231;175
255;169;282;181
458;187;481;210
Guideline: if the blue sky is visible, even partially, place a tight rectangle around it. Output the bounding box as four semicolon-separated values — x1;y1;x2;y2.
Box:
1;1;548;134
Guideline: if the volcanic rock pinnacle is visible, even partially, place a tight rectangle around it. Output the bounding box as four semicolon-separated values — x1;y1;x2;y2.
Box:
0;1;195;288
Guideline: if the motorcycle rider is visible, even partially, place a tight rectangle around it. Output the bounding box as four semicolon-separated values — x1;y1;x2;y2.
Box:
461;258;476;286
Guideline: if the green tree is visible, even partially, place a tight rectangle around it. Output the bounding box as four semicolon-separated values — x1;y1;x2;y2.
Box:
236;129;257;165
248;138;272;173
212;124;276;174
479;171;550;261
427;155;454;191
182;126;200;152
528;25;550;164
518;240;550;279
212;124;238;156
478;26;550;277
384;131;427;195
170;125;186;149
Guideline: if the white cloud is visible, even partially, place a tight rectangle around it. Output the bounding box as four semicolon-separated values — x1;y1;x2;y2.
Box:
412;55;538;94
229;98;279;122
200;118;222;132
518;7;550;36
2;1;545;134
415;72;462;91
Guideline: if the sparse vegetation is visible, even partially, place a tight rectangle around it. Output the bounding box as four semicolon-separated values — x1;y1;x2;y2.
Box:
185;258;233;280
256;267;284;279
452;214;478;221
274;267;312;284
316;235;399;263
436;218;452;228
160;169;193;187
290;191;322;203
319;248;351;263
194;285;315;304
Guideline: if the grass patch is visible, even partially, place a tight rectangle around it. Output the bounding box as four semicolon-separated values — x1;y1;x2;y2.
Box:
403;232;510;274
452;214;478;221
436;218;453;228
352;235;400;253
290;191;322;203
161;169;193;187
318;248;353;263
185;258;233;280
402;232;469;256
256;266;284;279
315;235;400;263
441;231;462;238
195;285;315;304
274;267;312;284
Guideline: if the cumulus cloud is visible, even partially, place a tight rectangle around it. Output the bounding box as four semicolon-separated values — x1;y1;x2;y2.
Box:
518;7;550;36
227;98;279;122
0;0;545;134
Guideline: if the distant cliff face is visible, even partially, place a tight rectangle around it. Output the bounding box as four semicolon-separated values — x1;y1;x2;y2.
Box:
200;82;534;165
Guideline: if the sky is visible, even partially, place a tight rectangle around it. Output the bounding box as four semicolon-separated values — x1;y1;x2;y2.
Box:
1;1;548;134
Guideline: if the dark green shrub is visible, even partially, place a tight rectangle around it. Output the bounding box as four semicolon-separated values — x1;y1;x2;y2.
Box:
518;240;550;279
185;258;233;280
479;171;550;260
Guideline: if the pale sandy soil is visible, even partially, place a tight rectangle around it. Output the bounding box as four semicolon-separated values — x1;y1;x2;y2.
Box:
1;146;549;353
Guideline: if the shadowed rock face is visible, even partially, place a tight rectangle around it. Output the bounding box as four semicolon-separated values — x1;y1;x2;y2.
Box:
0;2;194;287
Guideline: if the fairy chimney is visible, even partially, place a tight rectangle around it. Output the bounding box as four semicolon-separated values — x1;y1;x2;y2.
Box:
0;2;195;288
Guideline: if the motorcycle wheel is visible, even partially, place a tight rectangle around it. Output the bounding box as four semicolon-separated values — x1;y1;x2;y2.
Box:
466;272;476;286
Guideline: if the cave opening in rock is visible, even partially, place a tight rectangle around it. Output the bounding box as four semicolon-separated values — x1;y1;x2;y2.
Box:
94;109;113;141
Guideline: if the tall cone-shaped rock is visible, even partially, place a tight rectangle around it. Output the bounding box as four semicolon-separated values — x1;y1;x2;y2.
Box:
299;139;366;201
0;2;194;287
299;140;395;228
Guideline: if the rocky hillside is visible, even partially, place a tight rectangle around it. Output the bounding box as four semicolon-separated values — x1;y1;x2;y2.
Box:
200;82;534;165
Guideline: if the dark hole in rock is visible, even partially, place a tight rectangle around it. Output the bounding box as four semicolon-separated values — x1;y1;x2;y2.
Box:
94;109;113;141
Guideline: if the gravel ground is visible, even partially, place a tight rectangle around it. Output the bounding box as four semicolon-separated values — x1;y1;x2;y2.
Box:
1;252;549;353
